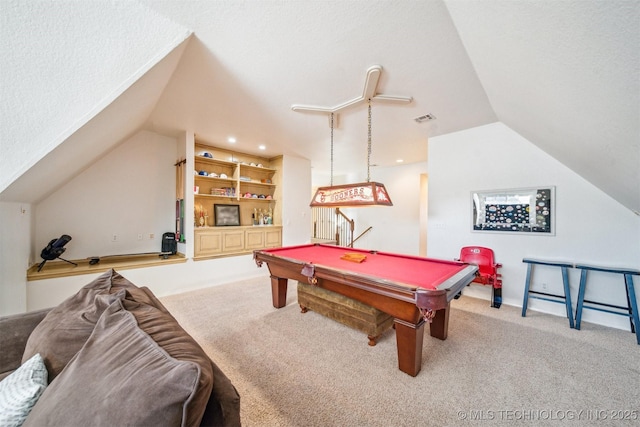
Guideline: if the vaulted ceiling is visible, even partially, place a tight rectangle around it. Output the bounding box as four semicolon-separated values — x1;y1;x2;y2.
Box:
1;1;638;214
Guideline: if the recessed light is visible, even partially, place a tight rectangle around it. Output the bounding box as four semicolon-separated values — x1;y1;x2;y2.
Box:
258;145;266;150
396;159;404;163
228;137;236;143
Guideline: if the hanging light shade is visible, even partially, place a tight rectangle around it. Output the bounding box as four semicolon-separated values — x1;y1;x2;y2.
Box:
310;182;392;207
309;100;393;208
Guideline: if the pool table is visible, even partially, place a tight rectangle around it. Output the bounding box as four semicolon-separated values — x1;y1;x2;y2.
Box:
253;244;478;376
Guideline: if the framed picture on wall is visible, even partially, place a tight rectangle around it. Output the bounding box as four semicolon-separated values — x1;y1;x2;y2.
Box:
214;204;241;226
471;187;555;235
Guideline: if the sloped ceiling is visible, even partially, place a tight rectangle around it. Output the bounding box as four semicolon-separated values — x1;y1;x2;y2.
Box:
1;1;638;214
446;0;639;214
0;0;192;202
143;0;496;177
0;41;190;203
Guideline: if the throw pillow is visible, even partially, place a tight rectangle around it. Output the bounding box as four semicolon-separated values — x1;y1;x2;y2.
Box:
21;269;141;381
23;300;202;427
0;353;48;427
122;298;214;427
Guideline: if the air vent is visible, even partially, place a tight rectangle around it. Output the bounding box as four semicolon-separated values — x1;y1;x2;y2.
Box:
414;113;436;123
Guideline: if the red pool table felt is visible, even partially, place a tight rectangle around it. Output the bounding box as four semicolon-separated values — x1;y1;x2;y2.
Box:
261;244;468;291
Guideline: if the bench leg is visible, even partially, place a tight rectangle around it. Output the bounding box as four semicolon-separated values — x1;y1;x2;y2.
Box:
575;269;588;330
367;335;380;346
624;274;640;345
522;263;534;317
561;266;575;328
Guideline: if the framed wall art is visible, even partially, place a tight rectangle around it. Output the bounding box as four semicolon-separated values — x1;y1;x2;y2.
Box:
214;204;241;226
471;187;555;235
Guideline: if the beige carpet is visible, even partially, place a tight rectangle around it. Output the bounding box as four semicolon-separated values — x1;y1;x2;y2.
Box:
161;275;639;426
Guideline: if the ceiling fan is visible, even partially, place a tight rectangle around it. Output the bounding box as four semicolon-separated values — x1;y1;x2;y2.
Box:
291;65;412;119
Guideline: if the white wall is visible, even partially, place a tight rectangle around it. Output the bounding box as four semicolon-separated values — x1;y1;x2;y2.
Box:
340;162;428;255
428;122;640;330
26;256;271;312
0;0;190;194
281;155;312;246
34;130;177;261
7;119;638;335
16;132;312;313
0;202;32;315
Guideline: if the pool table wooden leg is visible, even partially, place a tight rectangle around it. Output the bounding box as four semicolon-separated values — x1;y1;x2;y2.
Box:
270;275;288;308
429;306;450;340
394;319;425;377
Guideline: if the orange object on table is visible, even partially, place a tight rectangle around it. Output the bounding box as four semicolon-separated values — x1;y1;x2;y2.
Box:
341;253;367;263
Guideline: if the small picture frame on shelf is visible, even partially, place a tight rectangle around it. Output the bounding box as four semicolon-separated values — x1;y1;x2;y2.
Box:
214;204;241;226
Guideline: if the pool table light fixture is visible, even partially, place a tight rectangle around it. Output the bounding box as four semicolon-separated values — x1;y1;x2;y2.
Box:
310;181;393;207
292;65;411;208
310;100;393;207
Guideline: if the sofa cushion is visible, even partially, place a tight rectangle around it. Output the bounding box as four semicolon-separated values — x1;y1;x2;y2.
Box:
0;309;49;381
122;298;214;427
24;300;202;427
132;285;172;313
21;269;154;381
0;353;48;427
201;360;241;427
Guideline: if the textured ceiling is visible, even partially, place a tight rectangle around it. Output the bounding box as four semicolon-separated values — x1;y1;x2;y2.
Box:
143;0;496;179
0;0;191;203
143;0;640;213
1;0;638;214
447;0;639;214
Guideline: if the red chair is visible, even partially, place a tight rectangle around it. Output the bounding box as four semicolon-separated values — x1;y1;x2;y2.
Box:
457;246;503;308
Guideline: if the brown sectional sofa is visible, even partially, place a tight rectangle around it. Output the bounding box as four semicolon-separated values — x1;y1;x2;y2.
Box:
0;269;240;427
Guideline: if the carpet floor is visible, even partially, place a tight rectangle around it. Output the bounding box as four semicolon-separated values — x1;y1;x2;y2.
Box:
161;275;639;426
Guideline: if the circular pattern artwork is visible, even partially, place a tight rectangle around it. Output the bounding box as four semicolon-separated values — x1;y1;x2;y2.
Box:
473;188;552;233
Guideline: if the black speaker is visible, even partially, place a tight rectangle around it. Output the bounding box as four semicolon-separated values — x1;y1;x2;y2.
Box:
162;232;177;255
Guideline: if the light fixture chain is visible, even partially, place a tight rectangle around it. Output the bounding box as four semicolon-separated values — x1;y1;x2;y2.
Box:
367;100;372;182
330;112;334;187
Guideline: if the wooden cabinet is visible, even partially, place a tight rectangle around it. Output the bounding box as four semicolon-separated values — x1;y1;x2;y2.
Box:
192;142;282;259
245;227;282;250
194;226;282;259
194;230;222;257
245;228;266;250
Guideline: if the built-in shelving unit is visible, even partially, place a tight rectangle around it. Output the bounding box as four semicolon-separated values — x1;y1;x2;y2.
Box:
192;142;282;259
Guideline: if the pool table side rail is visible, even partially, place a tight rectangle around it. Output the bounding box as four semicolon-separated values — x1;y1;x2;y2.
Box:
257;256;429;323
260;243;468;267
253;247;478;307
436;264;479;295
254;251;412;298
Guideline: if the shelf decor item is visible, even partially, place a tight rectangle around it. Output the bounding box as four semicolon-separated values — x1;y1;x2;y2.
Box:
214;204;241;226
